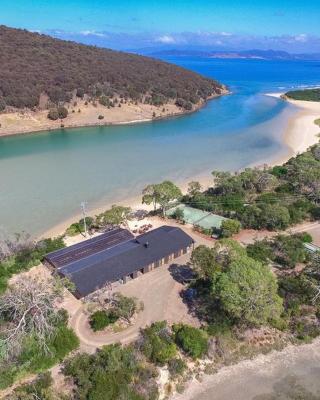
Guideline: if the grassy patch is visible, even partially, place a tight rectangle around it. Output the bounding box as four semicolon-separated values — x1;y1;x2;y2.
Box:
0;324;79;390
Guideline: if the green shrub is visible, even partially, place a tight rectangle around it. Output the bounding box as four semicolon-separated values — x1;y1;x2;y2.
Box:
76;88;85;98
65;217;94;236
172;208;185;222
246;240;273;264
0;366;16;390
9;372;54;399
296;232;313;243
47;106;68;120
1;322;79;390
47;108;59;120
57;106;68;119
51;325;80;359
173;324;208;359
175;98;185;108
0;236;65;294
311;207;320;220
90;310;119;331
141;321;177;365
220;219;241;238
184;101;193;111
18;325;79;372
64;344;157;400
113;294;139;322
271;165;288;177
206;318;233;336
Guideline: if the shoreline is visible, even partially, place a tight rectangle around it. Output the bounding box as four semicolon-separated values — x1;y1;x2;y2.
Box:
39;171;214;239
39;94;320;240
264;92;320;165
0;91;228;139
172;337;320;400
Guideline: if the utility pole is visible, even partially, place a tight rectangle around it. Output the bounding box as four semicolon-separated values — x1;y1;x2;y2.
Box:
81;201;88;237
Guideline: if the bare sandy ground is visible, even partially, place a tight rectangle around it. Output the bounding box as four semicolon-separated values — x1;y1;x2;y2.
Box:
0;100;184;137
0;92;228;138
265;93;320;165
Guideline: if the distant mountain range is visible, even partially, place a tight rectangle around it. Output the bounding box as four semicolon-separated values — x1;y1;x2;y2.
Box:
137;48;320;61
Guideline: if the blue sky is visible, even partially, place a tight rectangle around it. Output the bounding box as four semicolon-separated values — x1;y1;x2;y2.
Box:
2;0;320;52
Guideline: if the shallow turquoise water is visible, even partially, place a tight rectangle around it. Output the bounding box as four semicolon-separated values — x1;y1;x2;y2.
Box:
0;58;319;235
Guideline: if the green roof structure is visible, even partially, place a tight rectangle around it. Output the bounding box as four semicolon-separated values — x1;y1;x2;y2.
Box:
168;204;227;230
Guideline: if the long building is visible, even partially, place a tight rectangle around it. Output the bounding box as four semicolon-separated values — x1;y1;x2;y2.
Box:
44;226;194;298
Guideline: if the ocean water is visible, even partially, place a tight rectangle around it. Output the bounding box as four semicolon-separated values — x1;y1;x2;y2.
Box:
0;58;319;235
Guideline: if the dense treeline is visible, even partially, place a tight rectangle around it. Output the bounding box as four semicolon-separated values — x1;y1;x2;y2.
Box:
0;25;224;110
285;88;320;102
182;142;320;231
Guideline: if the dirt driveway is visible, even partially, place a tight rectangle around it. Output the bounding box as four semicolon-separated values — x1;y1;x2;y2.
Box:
234;221;320;245
69;252;199;353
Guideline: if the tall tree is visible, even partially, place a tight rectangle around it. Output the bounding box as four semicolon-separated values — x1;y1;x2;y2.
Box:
212;255;283;326
187;181;202;197
142;181;182;216
96;205;132;228
190;245;220;281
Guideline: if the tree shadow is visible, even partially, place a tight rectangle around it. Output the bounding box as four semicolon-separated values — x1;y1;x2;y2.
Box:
168;263;196;284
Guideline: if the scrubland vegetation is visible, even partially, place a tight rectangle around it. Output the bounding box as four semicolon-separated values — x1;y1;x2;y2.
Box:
0;233;65;293
285;88;320;102
0;276;79;390
0;25;224;113
182;142;320;231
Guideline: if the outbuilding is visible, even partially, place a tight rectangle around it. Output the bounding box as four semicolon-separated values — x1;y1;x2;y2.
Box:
44;226;194;298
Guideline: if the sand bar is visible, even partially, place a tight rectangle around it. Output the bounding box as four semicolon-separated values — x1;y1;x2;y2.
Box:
265;92;320;165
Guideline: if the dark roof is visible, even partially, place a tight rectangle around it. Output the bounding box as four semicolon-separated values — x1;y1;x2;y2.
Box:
45;226;193;297
45;227;134;269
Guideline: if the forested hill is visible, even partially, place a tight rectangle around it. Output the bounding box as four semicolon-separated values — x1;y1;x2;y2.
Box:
0;25;225;111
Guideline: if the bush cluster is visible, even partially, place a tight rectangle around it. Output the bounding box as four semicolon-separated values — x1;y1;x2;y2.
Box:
0;26;224;109
183;145;320;231
0;236;65;293
90;310;119;331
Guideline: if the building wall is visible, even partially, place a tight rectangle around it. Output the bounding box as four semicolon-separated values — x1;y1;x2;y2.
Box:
121;245;191;284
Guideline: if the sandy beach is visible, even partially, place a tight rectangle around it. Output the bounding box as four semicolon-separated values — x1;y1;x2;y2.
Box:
265;92;320;165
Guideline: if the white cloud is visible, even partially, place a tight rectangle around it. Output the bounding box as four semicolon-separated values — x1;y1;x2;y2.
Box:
294;34;308;43
80;30;107;38
47;28;320;53
155;35;176;44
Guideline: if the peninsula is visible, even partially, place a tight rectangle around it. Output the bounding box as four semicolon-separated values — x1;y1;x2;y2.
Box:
0;26;227;137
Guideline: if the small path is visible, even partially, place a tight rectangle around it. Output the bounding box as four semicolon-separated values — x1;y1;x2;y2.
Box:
235;221;320;245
